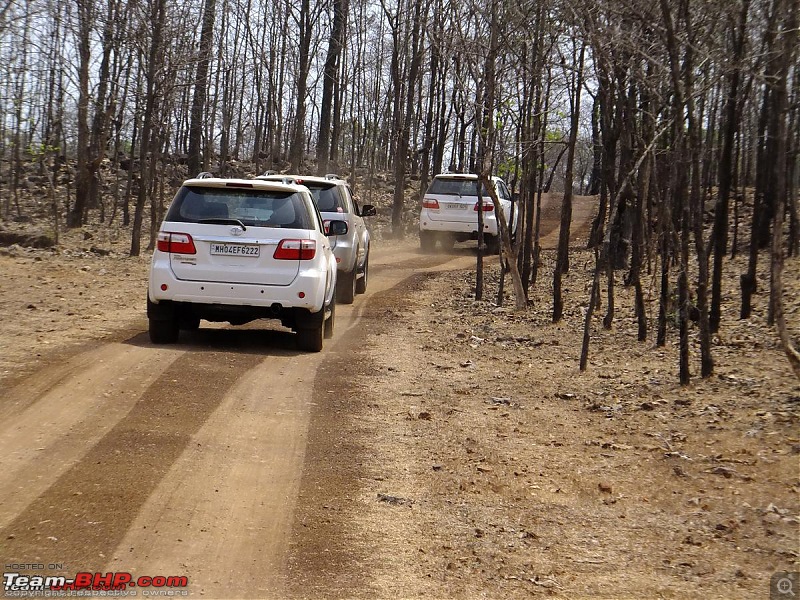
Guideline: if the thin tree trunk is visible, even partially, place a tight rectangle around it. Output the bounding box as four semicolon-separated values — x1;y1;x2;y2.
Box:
187;0;216;176
69;0;93;228
130;0;166;257
553;41;585;322
711;0;749;333
289;0;312;170
316;0;348;174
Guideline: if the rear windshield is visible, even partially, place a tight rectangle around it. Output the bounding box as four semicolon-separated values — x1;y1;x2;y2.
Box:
165;186;314;229
427;178;490;197
303;184;344;213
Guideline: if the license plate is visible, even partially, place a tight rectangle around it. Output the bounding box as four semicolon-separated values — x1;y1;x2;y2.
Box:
210;243;260;257
445;202;467;210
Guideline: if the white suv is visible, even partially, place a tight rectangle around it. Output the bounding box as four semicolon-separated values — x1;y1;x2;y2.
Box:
419;173;517;253
147;174;346;352
256;173;376;304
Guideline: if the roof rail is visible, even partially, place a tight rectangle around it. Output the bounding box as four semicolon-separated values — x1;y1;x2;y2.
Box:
261;170;277;176
196;171;214;179
324;173;340;180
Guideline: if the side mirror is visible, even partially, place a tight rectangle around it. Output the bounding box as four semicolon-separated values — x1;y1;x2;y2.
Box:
360;204;377;217
326;220;348;236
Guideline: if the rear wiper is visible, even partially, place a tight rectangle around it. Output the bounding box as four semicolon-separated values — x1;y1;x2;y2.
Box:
198;218;247;231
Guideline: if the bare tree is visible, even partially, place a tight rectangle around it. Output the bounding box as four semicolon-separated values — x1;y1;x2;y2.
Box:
317;0;349;174
187;0;216;176
288;0;317;171
130;0;167;257
553;38;586;322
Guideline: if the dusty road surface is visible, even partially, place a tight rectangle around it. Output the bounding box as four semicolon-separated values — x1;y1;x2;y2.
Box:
0;237;476;598
1;192;797;600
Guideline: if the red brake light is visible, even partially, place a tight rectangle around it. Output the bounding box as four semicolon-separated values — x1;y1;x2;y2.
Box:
274;239;316;260
157;232;196;254
422;198;439;209
474;201;494;212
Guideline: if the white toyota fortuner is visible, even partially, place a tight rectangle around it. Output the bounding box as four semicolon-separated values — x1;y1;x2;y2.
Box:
147;174;347;352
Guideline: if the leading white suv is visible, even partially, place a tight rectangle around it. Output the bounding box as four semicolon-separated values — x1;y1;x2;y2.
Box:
419;173;517;253
147;174;346;352
256;173;376;304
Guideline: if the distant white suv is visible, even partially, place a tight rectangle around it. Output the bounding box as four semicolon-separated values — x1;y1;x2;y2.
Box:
419;173;517;253
147;174;346;352
256;173;376;304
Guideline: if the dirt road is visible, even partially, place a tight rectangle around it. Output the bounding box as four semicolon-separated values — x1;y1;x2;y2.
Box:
1;193;797;600
0;236;480;598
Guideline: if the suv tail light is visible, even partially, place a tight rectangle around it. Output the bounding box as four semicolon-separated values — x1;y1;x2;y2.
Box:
157;232;197;254
274;239;316;260
422;198;440;209
474;200;494;212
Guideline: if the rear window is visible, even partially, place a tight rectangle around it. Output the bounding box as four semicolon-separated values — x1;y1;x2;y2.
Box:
165;186;313;229
304;184;344;213
427;177;490;197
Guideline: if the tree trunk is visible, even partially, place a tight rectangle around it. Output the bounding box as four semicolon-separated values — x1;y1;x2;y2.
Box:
390;0;424;237
288;0;313;171
553;41;585;322
130;0;166;257
711;0;749;333
68;0;93;228
187;0;216;176
316;0;348;174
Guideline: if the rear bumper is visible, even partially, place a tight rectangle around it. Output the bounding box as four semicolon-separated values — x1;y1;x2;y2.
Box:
419;216;498;236
148;264;329;314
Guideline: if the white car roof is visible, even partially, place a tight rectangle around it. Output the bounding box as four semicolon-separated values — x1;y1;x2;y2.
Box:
255;174;348;186
183;176;307;193
434;173;502;182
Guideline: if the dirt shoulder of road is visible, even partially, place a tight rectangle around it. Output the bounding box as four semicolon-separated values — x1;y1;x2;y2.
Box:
0;226;151;385
288;230;799;598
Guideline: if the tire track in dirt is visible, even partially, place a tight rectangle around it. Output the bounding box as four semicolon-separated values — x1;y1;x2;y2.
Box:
104;345;324;598
0;348;263;572
287;270;441;599
0;344;181;530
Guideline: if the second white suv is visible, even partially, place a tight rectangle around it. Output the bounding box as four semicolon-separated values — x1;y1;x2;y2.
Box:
419;173;517;253
256;173;376;304
147;174;347;352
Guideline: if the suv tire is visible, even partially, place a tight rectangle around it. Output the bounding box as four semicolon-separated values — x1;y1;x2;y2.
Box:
296;302;329;352
356;257;368;294
441;234;456;251
419;231;436;252
485;235;500;255
149;316;179;344
324;297;336;339
179;314;201;331
297;324;323;352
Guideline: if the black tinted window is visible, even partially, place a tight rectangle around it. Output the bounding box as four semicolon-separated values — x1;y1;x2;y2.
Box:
304;184;345;213
428;178;490;196
166;187;313;229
